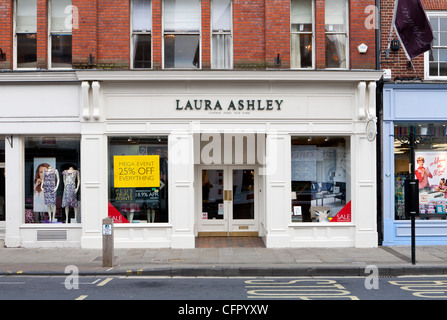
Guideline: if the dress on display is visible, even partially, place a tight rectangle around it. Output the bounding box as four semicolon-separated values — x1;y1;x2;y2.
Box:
62;169;79;208
43;169;57;205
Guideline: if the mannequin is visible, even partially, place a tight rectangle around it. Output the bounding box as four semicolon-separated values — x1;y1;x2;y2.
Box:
41;166;60;222
62;167;80;223
147;180;164;223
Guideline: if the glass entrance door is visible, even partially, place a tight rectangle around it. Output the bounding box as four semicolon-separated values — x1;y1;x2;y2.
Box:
198;166;257;235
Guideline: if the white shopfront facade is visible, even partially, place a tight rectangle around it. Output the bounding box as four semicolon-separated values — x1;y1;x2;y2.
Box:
1;70;381;249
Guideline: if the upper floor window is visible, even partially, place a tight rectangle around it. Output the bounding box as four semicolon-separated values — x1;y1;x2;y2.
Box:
15;0;37;69
132;0;152;69
426;14;447;79
291;0;314;69
163;0;201;69
211;0;232;69
49;0;72;69
325;0;348;69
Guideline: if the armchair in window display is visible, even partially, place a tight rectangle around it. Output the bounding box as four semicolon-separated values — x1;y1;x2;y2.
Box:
61;167;80;223
41;166;60;222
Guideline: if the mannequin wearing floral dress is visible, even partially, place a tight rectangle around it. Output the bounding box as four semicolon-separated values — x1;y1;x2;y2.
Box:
62;167;80;223
41;166;59;222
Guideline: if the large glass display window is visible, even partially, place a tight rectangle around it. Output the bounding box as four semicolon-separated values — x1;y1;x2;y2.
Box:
25;137;81;223
291;136;351;223
108;136;168;223
394;123;447;220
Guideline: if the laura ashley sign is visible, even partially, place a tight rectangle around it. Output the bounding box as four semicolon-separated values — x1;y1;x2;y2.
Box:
175;99;284;111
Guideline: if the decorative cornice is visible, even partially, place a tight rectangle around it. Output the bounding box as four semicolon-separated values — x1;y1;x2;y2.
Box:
0;70;383;83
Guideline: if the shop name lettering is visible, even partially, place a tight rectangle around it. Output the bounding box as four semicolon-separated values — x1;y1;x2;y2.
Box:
175;99;283;111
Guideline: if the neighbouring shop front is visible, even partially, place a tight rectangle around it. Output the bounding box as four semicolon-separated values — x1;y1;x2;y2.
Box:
382;83;447;245
2;70;381;248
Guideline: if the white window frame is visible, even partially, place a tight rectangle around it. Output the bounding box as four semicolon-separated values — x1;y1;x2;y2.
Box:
290;0;315;69
324;0;349;70
211;0;233;69
424;11;447;80
48;0;73;70
13;0;37;70
131;0;153;69
162;0;202;69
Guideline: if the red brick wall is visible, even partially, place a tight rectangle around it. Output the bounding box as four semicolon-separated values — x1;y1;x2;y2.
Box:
0;0;13;70
380;0;447;79
96;0;130;68
233;0;266;68
0;0;378;71
72;0;98;68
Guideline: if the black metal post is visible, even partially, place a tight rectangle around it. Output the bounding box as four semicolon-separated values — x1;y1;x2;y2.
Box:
409;126;416;265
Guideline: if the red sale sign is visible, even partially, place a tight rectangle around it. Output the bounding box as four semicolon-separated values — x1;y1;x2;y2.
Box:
330;201;351;222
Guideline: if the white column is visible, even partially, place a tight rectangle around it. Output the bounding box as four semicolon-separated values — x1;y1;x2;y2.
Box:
169;133;195;248
80;134;107;248
264;133;291;247
353;134;378;248
5;136;23;247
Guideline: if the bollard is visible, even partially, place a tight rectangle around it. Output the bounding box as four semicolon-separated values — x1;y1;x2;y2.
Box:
102;217;114;267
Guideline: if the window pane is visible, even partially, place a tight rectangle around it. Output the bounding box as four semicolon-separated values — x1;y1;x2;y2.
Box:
17;34;37;68
25;137;81;224
16;0;37;33
164;35;200;68
133;34;152;68
51;0;72;32
164;0;200;32
51;35;72;68
440;32;447;46
108;137;168;224
291;33;312;68
429;62;438;76
291;0;312;32
441;62;447;76
212;0;231;31
325;0;346;32
132;0;152;31
325;34;346;68
394;123;447;220
430;17;439;32
440;49;447;62
291;136;350;223
212;33;232;69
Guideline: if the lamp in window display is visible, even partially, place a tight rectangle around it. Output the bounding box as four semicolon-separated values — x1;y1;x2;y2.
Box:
62;166;80;223
41;166;60;222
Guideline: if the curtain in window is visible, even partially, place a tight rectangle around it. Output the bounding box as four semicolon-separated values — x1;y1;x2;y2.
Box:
325;0;346;32
133;0;152;31
164;0;200;32
326;34;346;69
291;0;312;32
212;34;231;69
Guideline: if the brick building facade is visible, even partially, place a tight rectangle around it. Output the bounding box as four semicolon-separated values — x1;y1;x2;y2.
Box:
0;1;382;249
0;0;377;71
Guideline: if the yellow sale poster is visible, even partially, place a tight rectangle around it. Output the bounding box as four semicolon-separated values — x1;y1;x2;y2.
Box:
114;155;160;188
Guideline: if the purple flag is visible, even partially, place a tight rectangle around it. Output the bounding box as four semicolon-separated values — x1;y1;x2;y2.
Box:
394;0;433;59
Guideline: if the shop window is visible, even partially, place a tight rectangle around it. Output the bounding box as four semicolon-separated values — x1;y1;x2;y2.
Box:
49;0;72;69
25;137;81;223
132;0;152;69
163;0;200;69
394;123;447;220
291;136;351;223
211;0;232;69
15;0;37;69
108;137;168;223
291;0;314;69
325;0;348;69
426;14;447;79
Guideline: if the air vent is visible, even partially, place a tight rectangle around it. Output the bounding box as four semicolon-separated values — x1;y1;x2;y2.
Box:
37;230;67;241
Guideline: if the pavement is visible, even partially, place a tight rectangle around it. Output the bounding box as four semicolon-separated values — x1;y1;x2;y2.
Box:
1;238;447;277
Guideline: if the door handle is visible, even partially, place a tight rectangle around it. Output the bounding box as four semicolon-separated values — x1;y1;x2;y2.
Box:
224;190;233;201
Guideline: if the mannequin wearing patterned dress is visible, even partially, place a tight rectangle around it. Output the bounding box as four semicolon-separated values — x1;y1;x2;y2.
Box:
62;167;80;223
41;166;60;222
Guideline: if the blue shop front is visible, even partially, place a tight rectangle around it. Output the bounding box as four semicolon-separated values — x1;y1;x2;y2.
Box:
382;83;447;245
